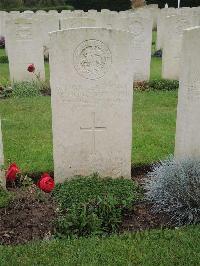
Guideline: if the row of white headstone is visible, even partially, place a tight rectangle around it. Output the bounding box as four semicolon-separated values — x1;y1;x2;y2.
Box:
0;25;200;183
157;6;200;80
2;9;153;82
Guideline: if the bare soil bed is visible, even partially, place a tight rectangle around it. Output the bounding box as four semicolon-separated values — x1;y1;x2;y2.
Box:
0;165;170;245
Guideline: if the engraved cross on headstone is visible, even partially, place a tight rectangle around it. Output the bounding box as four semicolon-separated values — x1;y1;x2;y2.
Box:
80;112;107;153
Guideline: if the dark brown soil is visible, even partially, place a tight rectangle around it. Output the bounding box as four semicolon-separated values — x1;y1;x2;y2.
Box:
0;186;57;245
121;202;170;232
120;164;170;232
0;165;170;245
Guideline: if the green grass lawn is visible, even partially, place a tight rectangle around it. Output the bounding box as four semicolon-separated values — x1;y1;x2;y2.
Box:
0;226;200;265
0;91;177;172
0;49;6;57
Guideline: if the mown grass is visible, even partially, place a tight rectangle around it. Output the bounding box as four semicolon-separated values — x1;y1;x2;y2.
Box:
0;91;177;172
132;91;177;166
0;97;53;173
0;49;5;57
0;226;200;265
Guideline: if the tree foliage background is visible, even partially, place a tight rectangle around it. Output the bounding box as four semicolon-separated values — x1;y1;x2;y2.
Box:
0;0;131;10
0;0;199;9
146;0;200;8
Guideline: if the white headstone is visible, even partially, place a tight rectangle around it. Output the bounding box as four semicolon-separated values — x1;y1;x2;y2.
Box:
145;4;159;30
156;8;177;50
9;11;20;15
6;17;45;82
60;17;96;29
36;10;47;15
35;13;59;56
60;10;72;18
87;10;98;17
73;10;87;17
23;10;34;14
49;28;134;182
0;11;7;37
162;14;194;80
114;11;153;81
48;10;59;15
175;26;200;158
191;7;200;26
98;10;118;28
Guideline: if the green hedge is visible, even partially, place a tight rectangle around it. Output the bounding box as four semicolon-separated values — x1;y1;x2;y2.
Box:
146;0;200;8
66;0;131;11
0;5;73;12
0;0;65;8
0;0;131;11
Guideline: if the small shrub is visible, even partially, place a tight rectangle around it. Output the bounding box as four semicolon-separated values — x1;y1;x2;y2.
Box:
134;79;179;92
11;81;42;98
0;187;12;208
0;85;12;99
53;174;141;237
148;79;179;91
0;36;5;49
145;157;200;226
0;55;8;63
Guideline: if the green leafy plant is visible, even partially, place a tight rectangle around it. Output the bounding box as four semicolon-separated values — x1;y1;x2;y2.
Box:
11;81;42;98
53;174;141;237
148;79;179;91
0;187;12;208
0;85;12;99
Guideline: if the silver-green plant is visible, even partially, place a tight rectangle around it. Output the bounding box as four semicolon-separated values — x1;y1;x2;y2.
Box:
145;156;200;226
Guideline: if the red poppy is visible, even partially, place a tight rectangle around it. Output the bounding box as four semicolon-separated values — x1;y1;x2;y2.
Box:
37;173;55;193
6;163;20;181
27;63;35;73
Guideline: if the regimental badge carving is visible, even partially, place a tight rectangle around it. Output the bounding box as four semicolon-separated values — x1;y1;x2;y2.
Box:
73;39;112;80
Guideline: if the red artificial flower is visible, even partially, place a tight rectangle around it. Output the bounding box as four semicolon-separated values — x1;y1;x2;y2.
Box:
37;173;55;193
6;163;20;181
27;63;35;73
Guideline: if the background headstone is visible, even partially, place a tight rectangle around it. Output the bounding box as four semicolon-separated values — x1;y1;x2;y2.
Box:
156;8;177;50
162;14;194;80
6;17;45;82
0;11;7;37
60;17;96;29
114;10;152;81
175;26;200;158
145;4;159;30
49;28;134;182
35;13;59;58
